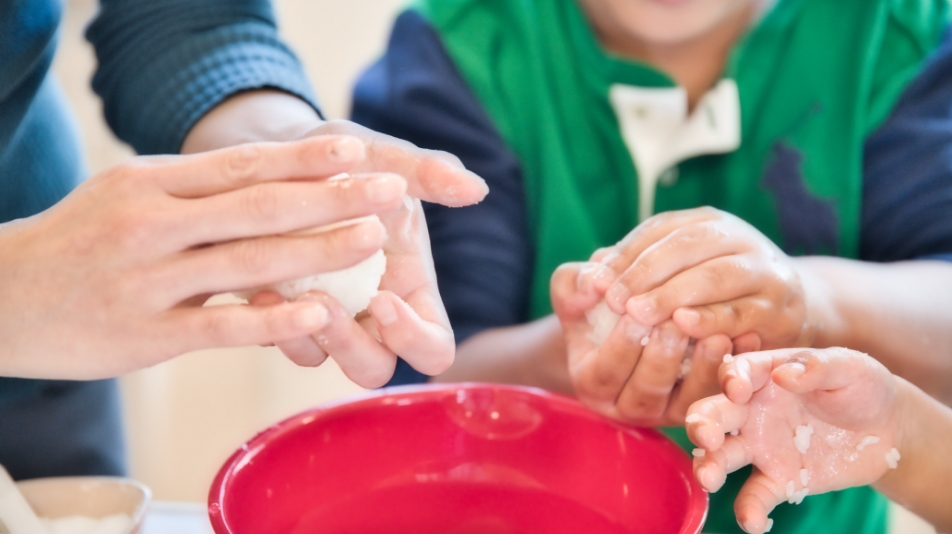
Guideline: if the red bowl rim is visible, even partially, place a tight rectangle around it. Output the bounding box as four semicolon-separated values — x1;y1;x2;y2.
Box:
208;382;708;534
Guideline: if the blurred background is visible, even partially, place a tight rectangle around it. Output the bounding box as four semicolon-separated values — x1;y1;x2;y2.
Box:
52;1;933;532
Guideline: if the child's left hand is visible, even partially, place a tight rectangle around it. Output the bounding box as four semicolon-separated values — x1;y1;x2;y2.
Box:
686;348;903;534
598;207;811;351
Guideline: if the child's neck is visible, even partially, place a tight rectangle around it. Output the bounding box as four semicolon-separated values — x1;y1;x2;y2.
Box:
589;4;759;109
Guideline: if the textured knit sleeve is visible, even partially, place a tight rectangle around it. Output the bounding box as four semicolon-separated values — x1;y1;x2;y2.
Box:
862;28;952;263
85;0;319;155
351;10;532;384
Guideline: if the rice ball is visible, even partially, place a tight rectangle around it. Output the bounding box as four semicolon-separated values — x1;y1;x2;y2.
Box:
236;214;387;317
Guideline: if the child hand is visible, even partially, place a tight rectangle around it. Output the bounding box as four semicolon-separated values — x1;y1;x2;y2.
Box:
598;207;809;351
686;348;903;534
552;260;734;426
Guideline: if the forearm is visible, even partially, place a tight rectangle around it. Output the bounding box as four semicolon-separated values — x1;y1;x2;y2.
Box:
874;377;952;532
433;316;574;395
798;257;952;403
181;90;322;154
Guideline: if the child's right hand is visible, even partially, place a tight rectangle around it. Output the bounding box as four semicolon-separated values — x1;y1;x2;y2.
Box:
686;348;904;534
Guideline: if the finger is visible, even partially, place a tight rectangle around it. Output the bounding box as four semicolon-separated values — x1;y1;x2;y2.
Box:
186;173;407;244
575;262;619;300
600;208;724;303
570;315;651;412
615;320;689;422
152;136;366;198
771;348;867;395
732;332;763;355
667;334;732;421
312;120;489;207
735;470;786;534
249;290;331;367
603;210;733;312
302;292;397;389
164;299;331;352
719;349;808;404
276;336;329;367
692;434;753;493
685;395;749;450
162;219;386;299
551;263;603;321
673;297;774;342
368;290;455;376
623;254;766;325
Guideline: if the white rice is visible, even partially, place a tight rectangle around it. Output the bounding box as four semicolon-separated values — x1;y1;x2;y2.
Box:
585;301;621;345
885;448;901;469
794;424;814;454
678;356;693;379
730;429;739;436
856;435;880;452
723;354;734;364
685;413;701;424
641;334;651;346
235;211;388;317
785;480;795;499
765;518;774;532
692;448;706;458
799;469;809;486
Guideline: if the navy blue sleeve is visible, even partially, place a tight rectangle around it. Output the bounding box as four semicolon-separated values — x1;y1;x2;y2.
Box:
85;0;319;155
351;11;532;385
862;28;952;263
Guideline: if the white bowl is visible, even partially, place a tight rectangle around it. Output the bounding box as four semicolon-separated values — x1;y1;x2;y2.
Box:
15;477;150;533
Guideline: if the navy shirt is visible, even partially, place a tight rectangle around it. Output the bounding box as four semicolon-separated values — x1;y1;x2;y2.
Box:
352;11;952;385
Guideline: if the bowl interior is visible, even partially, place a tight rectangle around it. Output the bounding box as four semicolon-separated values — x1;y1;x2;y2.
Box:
210;384;707;534
17;477;150;525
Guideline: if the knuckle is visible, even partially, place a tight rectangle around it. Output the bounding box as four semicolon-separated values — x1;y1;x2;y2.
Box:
202;312;237;344
232;238;273;275
223;144;262;185
241;185;281;223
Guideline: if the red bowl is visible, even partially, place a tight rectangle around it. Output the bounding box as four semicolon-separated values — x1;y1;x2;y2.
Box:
209;383;707;534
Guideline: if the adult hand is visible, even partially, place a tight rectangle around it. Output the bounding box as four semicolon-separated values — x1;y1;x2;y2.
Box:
552;260;734;425
183;91;490;387
0;136;407;379
686;348;904;534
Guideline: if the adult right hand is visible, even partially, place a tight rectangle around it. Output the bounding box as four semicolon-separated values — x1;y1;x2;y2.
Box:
0;135;407;380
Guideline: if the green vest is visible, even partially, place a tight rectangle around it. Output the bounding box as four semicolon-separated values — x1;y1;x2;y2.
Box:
412;0;948;532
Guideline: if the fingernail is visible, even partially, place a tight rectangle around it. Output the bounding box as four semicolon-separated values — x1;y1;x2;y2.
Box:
328;136;364;162
367;174;407;204
576;264;599;294
292;302;329;329
592;265;616;291
624;319;652;344
660;325;682;349
372;297;399;326
606;284;630;309
626;296;656;322
680;308;701;327
784;362;807;378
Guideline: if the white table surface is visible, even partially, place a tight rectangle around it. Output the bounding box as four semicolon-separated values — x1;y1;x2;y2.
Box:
141;502;212;534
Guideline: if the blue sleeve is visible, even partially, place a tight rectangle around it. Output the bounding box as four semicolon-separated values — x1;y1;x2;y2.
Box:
351;11;532;385
862;28;952;263
85;0;319;155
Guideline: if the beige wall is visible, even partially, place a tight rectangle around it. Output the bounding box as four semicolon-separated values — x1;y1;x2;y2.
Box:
52;1;934;532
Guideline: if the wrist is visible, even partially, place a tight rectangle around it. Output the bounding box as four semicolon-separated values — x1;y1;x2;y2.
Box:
871;376;923;498
793;257;847;349
182;90;323;154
